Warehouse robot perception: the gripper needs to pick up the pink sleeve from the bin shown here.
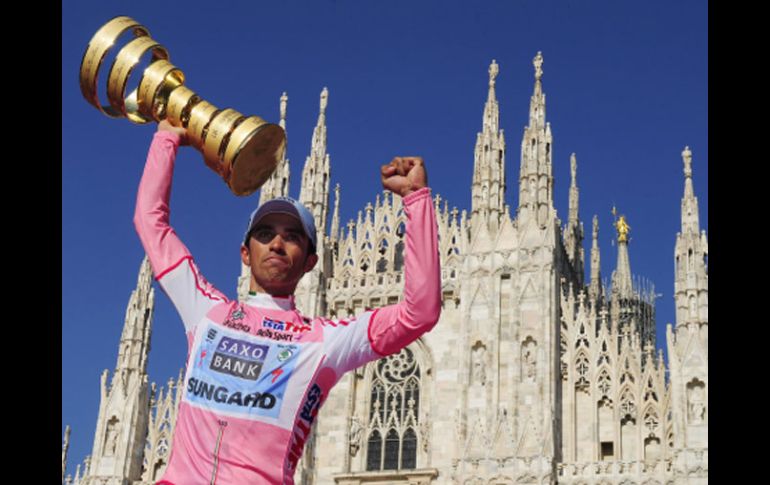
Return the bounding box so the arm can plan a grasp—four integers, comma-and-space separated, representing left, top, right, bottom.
133, 131, 227, 332
367, 187, 442, 356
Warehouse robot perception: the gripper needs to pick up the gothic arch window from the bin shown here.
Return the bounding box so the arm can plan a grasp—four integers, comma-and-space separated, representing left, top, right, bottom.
575, 352, 590, 390
620, 388, 636, 419
576, 323, 589, 348
644, 377, 658, 402
394, 241, 405, 272
396, 221, 406, 238
620, 358, 634, 385
643, 408, 659, 437
559, 334, 568, 381
378, 239, 389, 255
597, 340, 610, 366
365, 347, 421, 471
343, 247, 354, 267
598, 369, 611, 397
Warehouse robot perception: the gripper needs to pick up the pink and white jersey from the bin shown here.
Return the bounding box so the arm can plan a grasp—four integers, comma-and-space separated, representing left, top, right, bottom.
134, 132, 441, 485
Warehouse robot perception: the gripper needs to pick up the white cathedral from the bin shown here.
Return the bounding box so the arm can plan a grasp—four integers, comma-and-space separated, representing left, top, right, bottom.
62, 53, 708, 485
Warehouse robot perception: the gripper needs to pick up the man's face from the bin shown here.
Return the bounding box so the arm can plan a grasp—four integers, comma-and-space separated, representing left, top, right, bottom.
240, 213, 318, 296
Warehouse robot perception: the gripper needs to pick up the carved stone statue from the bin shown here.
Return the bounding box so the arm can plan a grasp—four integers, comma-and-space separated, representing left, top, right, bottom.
522, 341, 537, 382
533, 51, 544, 80
471, 345, 486, 384
688, 386, 705, 424
320, 87, 329, 113
348, 416, 364, 457
489, 59, 499, 86
105, 420, 120, 456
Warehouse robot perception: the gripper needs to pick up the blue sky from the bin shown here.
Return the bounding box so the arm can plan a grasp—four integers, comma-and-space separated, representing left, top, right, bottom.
62, 0, 707, 476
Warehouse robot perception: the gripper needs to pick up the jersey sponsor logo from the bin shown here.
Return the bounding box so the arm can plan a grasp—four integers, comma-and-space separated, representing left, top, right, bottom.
255, 327, 295, 342
223, 320, 251, 333
222, 305, 251, 333
288, 383, 324, 471
299, 383, 322, 423
187, 377, 276, 409
209, 337, 268, 380
187, 324, 302, 420
216, 337, 269, 360
262, 316, 312, 334
210, 353, 263, 380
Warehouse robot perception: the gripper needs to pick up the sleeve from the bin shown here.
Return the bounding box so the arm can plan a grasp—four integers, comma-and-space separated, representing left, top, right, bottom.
322, 187, 441, 374
133, 131, 227, 333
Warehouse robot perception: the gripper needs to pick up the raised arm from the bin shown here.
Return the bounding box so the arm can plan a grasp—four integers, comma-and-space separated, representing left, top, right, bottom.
321, 158, 441, 375
367, 158, 441, 355
133, 122, 226, 332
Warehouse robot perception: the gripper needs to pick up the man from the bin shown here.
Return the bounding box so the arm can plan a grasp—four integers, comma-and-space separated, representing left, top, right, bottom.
134, 120, 441, 485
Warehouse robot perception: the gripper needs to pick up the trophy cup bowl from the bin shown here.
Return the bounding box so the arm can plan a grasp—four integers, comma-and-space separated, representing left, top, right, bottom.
79, 16, 286, 196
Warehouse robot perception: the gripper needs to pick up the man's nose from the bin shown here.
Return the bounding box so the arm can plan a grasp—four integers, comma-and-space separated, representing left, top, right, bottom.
268, 233, 286, 251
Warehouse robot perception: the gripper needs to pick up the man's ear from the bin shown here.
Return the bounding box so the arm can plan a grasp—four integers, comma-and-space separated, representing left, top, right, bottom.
304, 253, 319, 273
240, 244, 251, 266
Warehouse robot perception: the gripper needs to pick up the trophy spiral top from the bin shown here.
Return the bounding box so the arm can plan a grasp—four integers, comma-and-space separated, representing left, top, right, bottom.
80, 16, 286, 196
80, 16, 151, 117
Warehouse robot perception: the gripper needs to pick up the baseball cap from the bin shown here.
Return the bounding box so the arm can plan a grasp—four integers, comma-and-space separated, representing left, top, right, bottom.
243, 197, 317, 253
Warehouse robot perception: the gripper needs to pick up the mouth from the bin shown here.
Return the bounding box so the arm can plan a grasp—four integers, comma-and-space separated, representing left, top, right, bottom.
264, 256, 289, 266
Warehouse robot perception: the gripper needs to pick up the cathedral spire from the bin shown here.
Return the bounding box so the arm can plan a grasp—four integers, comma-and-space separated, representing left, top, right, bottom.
589, 215, 603, 302
530, 51, 545, 131
517, 52, 554, 227
116, 256, 154, 374
471, 60, 507, 233
680, 146, 700, 235
87, 257, 154, 483
330, 183, 341, 242
674, 146, 708, 327
259, 92, 291, 205
62, 425, 71, 483
299, 87, 332, 238
568, 153, 579, 227
564, 153, 584, 283
484, 59, 500, 133
611, 208, 633, 299
280, 91, 288, 129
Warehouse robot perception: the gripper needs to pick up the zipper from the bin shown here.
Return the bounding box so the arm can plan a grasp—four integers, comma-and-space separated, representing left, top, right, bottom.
210, 419, 228, 485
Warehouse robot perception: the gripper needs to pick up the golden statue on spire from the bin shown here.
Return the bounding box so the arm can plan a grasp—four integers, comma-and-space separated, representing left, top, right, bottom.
612, 206, 631, 243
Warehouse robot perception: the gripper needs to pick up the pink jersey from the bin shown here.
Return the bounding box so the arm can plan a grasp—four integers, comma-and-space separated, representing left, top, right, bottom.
134, 132, 441, 485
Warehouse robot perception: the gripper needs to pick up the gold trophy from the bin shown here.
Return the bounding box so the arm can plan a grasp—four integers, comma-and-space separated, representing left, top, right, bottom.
79, 16, 286, 196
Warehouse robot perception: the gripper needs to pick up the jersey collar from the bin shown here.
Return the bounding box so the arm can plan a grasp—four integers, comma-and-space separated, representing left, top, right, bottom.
244, 292, 296, 311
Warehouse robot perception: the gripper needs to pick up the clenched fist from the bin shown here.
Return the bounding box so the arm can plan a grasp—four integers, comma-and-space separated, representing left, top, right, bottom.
381, 157, 427, 198
158, 119, 189, 146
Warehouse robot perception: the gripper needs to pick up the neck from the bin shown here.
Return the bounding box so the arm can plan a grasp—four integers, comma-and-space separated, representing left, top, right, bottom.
250, 280, 296, 298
